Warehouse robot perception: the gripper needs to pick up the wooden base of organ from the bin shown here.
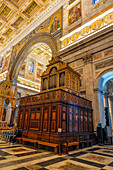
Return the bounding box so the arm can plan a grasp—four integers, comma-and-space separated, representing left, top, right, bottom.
17, 89, 95, 153
17, 58, 95, 153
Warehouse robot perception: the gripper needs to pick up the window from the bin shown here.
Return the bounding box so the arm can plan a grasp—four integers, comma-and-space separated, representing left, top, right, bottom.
28, 61, 34, 72
92, 0, 100, 5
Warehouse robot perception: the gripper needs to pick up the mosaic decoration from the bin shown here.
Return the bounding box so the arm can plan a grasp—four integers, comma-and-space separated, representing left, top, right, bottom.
10, 8, 62, 65
91, 20, 102, 30
104, 13, 113, 24
81, 27, 90, 36
71, 33, 79, 42
61, 12, 113, 49
62, 38, 70, 47
68, 1, 81, 26
12, 16, 24, 28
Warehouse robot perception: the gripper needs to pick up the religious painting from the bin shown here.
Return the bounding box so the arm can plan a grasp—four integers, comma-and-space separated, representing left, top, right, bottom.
69, 0, 76, 5
68, 1, 81, 26
62, 38, 70, 47
81, 27, 90, 36
50, 17, 60, 34
37, 68, 42, 78
34, 8, 62, 36
104, 13, 113, 24
92, 20, 102, 30
71, 32, 79, 42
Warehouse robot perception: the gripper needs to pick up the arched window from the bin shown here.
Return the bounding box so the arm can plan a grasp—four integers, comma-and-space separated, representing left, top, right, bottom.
28, 61, 34, 73
49, 67, 57, 74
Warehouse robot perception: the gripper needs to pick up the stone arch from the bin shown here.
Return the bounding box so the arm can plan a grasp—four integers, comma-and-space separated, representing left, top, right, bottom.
94, 68, 113, 129
8, 32, 58, 80
94, 68, 113, 89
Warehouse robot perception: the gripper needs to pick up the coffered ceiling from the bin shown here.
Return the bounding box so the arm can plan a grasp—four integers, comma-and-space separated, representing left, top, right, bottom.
26, 42, 52, 66
0, 0, 55, 50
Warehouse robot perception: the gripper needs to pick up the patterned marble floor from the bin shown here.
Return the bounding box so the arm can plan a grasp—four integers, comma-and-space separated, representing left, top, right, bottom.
0, 140, 113, 170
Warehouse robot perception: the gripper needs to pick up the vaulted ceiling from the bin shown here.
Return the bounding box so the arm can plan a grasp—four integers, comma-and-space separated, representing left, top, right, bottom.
0, 0, 55, 51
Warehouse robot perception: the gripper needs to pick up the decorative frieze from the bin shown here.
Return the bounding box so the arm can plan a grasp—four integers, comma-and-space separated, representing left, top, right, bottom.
60, 10, 113, 50
95, 58, 113, 70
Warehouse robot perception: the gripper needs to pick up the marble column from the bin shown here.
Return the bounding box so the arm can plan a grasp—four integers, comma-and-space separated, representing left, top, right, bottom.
108, 95, 113, 131
104, 93, 112, 127
95, 88, 105, 128
82, 54, 97, 130
93, 88, 104, 128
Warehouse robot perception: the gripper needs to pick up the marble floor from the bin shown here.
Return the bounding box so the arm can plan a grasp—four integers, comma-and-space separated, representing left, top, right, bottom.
0, 140, 113, 170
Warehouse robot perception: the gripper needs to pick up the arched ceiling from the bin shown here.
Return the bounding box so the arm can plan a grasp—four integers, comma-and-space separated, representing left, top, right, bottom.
0, 0, 55, 51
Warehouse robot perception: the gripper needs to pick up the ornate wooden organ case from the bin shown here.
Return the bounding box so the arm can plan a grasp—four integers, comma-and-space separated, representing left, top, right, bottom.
18, 58, 94, 144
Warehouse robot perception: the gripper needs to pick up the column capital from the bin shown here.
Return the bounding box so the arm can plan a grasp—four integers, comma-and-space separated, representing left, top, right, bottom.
82, 52, 93, 65
93, 88, 103, 94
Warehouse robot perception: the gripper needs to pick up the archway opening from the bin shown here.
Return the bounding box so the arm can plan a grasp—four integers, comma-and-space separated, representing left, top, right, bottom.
17, 42, 52, 97
12, 42, 52, 124
97, 71, 113, 133
9, 33, 58, 81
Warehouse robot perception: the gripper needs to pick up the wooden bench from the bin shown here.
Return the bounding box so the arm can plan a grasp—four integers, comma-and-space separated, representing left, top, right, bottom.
21, 132, 38, 147
16, 131, 28, 144
22, 137, 38, 147
38, 141, 59, 154
63, 142, 79, 153
16, 137, 22, 144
